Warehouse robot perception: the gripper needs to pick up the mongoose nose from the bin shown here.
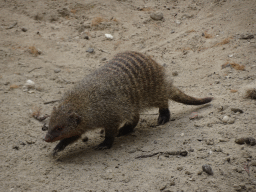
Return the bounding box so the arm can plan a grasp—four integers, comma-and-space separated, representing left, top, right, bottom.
44, 133, 52, 142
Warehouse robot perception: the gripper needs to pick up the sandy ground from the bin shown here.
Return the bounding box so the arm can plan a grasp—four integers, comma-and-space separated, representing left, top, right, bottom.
1, 0, 256, 191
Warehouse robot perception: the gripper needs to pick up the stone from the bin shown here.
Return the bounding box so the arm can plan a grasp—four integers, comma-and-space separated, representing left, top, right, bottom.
86, 48, 94, 53
21, 28, 28, 32
54, 69, 61, 73
222, 116, 229, 123
202, 164, 213, 175
172, 71, 178, 76
150, 12, 163, 20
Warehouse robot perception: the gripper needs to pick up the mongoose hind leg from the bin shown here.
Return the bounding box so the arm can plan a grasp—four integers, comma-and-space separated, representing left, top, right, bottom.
52, 135, 81, 156
158, 108, 170, 125
117, 114, 140, 137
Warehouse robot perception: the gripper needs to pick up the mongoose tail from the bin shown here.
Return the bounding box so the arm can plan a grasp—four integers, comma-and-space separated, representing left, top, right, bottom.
170, 86, 213, 105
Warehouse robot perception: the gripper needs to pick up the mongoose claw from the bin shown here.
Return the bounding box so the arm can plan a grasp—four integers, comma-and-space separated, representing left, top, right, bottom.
52, 142, 66, 156
52, 150, 59, 157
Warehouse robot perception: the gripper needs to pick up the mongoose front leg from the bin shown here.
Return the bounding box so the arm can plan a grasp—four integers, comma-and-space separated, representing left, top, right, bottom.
117, 114, 140, 137
96, 136, 115, 150
158, 108, 170, 125
96, 125, 118, 150
52, 135, 80, 156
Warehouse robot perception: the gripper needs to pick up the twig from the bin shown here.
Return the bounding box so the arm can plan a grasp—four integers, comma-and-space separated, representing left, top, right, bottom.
6, 22, 17, 29
44, 100, 60, 105
28, 67, 42, 73
98, 49, 109, 53
135, 152, 159, 159
33, 114, 50, 122
135, 150, 188, 159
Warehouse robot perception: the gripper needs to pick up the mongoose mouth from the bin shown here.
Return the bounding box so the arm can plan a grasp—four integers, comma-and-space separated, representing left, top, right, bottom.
44, 132, 80, 142
44, 133, 62, 142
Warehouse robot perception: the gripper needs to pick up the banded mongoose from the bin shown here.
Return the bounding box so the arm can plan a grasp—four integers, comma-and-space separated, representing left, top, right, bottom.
44, 51, 213, 155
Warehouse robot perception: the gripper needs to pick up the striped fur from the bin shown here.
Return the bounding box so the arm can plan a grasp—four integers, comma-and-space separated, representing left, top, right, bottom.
44, 51, 213, 155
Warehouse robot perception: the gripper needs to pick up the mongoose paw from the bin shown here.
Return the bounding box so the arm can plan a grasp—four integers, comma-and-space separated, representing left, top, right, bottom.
158, 109, 170, 125
52, 150, 59, 157
95, 137, 114, 150
52, 142, 66, 156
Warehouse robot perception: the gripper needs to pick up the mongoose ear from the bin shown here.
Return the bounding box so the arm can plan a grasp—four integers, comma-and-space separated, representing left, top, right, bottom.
69, 113, 82, 125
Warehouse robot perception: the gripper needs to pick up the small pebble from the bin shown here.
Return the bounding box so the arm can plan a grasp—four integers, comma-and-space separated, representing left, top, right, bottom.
175, 20, 181, 24
128, 149, 137, 153
233, 184, 241, 191
228, 118, 235, 124
21, 28, 28, 32
225, 157, 231, 162
177, 166, 183, 171
197, 170, 203, 175
231, 108, 243, 113
235, 137, 256, 145
150, 12, 163, 20
170, 180, 175, 186
219, 138, 228, 142
86, 48, 94, 53
26, 140, 35, 144
206, 139, 214, 145
185, 171, 191, 175
172, 71, 178, 76
105, 34, 113, 40
12, 145, 19, 150
202, 164, 213, 175
214, 146, 222, 152
54, 69, 61, 73
23, 79, 35, 92
222, 115, 229, 123
19, 141, 26, 145
234, 167, 243, 173
83, 35, 89, 40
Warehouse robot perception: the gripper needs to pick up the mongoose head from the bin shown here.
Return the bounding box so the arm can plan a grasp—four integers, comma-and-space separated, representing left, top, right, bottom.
44, 105, 82, 142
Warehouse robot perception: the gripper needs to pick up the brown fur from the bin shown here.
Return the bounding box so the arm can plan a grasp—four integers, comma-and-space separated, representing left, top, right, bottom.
44, 51, 213, 155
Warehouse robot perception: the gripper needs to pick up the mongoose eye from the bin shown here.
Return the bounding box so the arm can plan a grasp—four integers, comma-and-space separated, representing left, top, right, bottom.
55, 126, 63, 131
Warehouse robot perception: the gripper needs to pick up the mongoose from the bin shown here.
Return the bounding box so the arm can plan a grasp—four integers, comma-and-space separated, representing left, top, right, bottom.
44, 51, 213, 155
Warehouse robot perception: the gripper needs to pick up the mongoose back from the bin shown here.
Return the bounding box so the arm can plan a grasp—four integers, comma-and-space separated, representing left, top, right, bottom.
44, 51, 213, 155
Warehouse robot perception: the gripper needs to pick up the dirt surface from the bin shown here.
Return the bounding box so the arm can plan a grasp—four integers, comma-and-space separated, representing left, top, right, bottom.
1, 0, 256, 191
